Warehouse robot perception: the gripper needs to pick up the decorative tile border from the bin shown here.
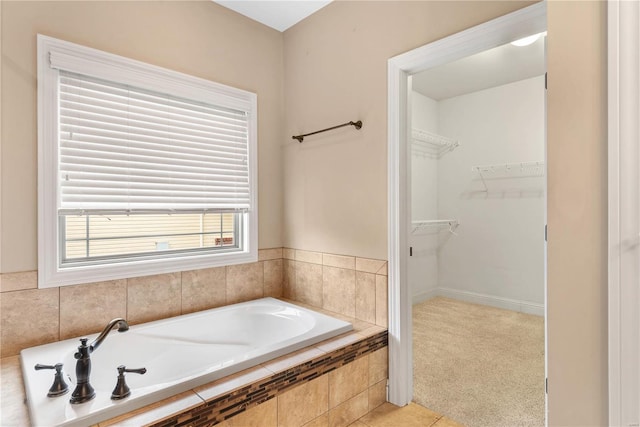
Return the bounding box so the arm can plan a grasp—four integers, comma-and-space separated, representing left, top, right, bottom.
151, 330, 388, 427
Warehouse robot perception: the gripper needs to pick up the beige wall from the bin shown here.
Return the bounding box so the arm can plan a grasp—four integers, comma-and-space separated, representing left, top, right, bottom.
547, 1, 608, 425
0, 1, 3, 275
0, 0, 284, 273
0, 0, 610, 424
282, 0, 534, 260
284, 0, 608, 425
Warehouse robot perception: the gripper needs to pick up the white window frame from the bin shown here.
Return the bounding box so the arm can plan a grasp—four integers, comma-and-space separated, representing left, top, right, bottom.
37, 35, 258, 288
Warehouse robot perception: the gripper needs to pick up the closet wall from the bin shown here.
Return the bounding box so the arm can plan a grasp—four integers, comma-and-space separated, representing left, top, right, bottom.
411, 75, 545, 314
409, 92, 439, 301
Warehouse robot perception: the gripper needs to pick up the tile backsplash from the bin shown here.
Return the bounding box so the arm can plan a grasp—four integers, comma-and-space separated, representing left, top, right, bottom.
283, 249, 388, 329
0, 248, 387, 357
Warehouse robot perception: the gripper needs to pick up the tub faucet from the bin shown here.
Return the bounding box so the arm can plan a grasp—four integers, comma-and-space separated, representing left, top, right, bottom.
70, 318, 129, 404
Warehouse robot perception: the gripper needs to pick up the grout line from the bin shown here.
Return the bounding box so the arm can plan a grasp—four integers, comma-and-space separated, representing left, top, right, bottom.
428, 413, 445, 427
325, 364, 331, 418
261, 260, 266, 297
179, 271, 183, 315
223, 265, 228, 305
125, 278, 129, 324
275, 392, 279, 426
57, 286, 61, 341
320, 264, 325, 310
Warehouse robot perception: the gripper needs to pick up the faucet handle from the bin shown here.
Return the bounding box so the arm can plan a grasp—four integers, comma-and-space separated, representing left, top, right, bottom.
120, 366, 147, 375
34, 363, 69, 397
111, 365, 146, 400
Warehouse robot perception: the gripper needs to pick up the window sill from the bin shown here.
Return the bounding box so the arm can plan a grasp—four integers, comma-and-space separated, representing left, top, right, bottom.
38, 249, 257, 289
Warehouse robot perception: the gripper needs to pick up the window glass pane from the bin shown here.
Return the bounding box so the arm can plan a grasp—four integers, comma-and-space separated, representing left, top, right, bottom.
62, 212, 237, 263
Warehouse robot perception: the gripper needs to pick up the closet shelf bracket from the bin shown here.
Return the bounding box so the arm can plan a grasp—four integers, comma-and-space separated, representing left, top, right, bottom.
412, 219, 459, 235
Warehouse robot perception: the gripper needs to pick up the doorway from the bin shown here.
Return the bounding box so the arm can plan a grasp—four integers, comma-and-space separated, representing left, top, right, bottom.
409, 38, 545, 424
387, 2, 547, 423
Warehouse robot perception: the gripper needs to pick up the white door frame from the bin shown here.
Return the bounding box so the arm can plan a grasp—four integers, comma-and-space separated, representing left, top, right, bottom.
386, 2, 547, 407
608, 1, 640, 425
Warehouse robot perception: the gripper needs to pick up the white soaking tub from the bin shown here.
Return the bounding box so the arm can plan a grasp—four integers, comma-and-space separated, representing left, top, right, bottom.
20, 297, 352, 427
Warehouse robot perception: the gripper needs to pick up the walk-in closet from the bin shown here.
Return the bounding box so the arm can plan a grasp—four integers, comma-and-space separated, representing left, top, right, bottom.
409, 34, 546, 426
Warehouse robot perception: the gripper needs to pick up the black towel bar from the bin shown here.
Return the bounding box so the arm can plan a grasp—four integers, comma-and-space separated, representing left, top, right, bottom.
292, 120, 363, 143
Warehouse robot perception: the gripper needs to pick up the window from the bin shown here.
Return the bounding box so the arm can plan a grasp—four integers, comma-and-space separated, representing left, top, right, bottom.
38, 35, 257, 288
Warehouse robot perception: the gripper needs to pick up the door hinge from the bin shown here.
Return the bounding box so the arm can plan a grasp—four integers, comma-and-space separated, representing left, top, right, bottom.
545, 224, 547, 242
545, 377, 548, 394
545, 72, 547, 90
409, 247, 413, 257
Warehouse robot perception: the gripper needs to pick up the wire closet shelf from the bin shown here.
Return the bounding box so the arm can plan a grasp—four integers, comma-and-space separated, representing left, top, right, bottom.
412, 129, 459, 158
412, 219, 459, 235
471, 161, 545, 192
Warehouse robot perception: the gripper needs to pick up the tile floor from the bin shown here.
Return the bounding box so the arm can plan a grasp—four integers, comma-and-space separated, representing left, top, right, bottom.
349, 402, 465, 427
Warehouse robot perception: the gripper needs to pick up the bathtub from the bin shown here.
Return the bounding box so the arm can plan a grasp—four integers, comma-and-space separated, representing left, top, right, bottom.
20, 297, 352, 427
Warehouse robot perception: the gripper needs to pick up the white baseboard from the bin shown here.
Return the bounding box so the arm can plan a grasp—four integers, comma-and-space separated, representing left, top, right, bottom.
412, 287, 544, 316
412, 289, 439, 305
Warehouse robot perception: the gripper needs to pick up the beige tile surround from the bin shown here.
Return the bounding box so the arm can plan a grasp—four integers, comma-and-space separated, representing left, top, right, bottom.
0, 248, 388, 426
283, 249, 388, 329
0, 248, 387, 358
107, 328, 388, 427
214, 342, 387, 427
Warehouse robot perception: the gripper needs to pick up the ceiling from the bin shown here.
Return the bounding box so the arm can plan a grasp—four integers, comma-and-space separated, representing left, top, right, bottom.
210, 1, 544, 97
412, 35, 546, 101
213, 0, 332, 32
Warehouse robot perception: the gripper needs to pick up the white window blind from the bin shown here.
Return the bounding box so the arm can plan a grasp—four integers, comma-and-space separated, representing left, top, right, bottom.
58, 70, 251, 213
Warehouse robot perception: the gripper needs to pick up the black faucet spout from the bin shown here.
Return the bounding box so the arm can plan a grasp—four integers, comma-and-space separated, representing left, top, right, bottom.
90, 318, 129, 352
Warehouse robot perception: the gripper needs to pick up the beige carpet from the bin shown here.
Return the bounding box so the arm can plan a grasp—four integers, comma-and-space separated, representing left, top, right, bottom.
413, 297, 545, 427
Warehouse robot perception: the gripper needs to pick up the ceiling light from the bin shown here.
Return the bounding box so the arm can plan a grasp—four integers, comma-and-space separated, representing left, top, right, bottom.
511, 32, 546, 47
